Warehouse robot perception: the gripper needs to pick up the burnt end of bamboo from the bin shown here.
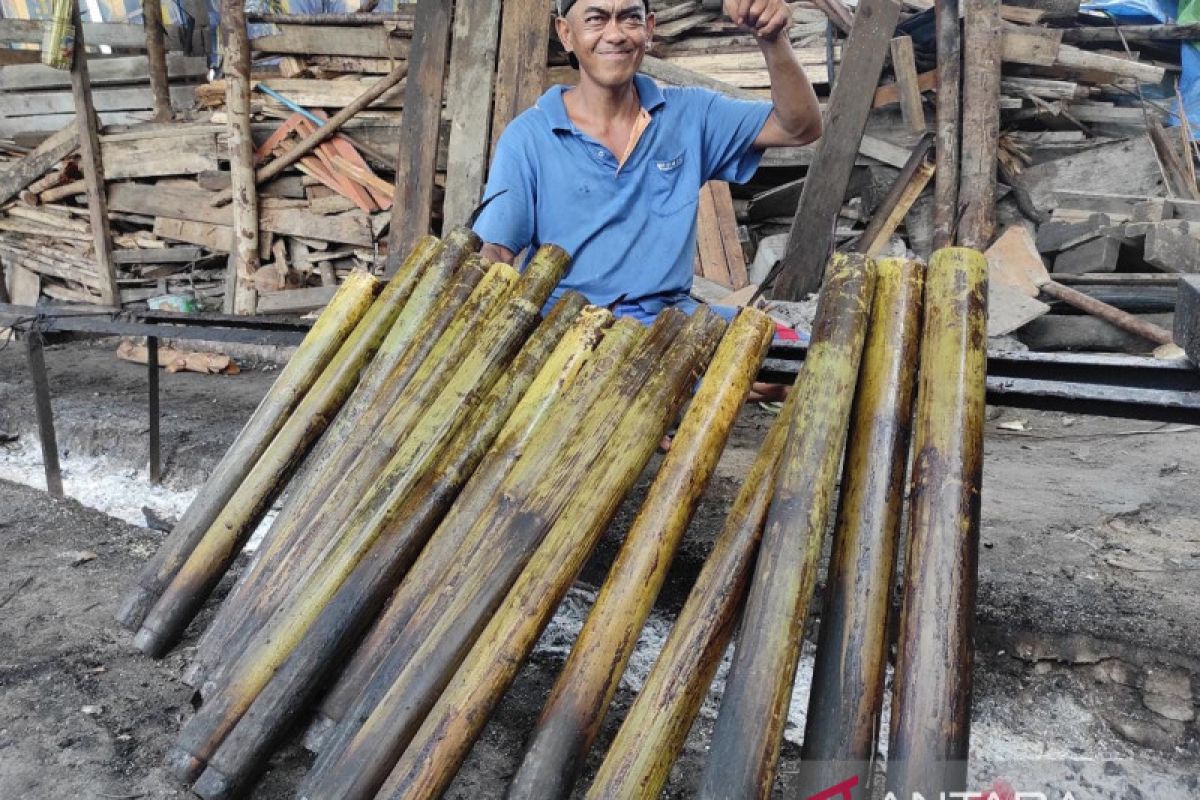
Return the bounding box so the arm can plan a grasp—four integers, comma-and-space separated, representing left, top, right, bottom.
378, 309, 729, 800
114, 271, 381, 631
886, 247, 987, 799
699, 253, 877, 800
507, 308, 775, 800
801, 258, 925, 799
188, 295, 591, 800
586, 390, 797, 800
297, 312, 684, 800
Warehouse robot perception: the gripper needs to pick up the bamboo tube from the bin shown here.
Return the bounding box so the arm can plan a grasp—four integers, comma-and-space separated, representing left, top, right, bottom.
180, 231, 475, 690
586, 392, 797, 800
114, 271, 378, 631
167, 249, 569, 784
886, 248, 986, 799
801, 258, 925, 798
309, 303, 617, 746
379, 309, 728, 800
189, 294, 592, 800
297, 312, 683, 800
132, 264, 408, 657
507, 308, 774, 800
699, 253, 877, 800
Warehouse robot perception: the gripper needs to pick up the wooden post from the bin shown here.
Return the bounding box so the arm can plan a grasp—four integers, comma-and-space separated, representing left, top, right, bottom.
773, 0, 903, 301
490, 0, 551, 157
148, 335, 161, 484
442, 0, 503, 227
221, 0, 259, 314
69, 1, 119, 309
142, 0, 172, 121
890, 36, 926, 134
957, 0, 1001, 250
384, 0, 454, 275
932, 0, 961, 249
26, 330, 64, 498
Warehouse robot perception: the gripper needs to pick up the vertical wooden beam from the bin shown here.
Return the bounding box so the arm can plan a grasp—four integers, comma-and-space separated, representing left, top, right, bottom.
932, 0, 962, 249
26, 331, 64, 498
890, 35, 926, 134
147, 335, 161, 484
442, 0, 503, 227
774, 0, 903, 301
221, 0, 258, 314
957, 0, 1001, 250
69, 1, 119, 309
385, 0, 454, 275
143, 0, 172, 121
490, 0, 551, 157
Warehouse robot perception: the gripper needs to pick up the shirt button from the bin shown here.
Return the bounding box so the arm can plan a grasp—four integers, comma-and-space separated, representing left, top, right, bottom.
595, 149, 605, 158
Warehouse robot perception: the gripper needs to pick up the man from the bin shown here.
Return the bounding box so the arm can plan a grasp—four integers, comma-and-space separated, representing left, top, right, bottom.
474, 0, 821, 336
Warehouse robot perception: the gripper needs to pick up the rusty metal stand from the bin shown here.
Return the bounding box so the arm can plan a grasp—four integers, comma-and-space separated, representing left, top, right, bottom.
25, 328, 63, 497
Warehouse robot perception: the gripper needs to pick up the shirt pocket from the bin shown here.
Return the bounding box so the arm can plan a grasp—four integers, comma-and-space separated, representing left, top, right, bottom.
650, 151, 697, 217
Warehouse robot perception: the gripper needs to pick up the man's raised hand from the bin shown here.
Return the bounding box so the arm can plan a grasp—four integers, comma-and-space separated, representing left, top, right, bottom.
724, 0, 792, 41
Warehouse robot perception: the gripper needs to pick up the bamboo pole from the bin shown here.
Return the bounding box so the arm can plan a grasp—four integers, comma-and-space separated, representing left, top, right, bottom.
220, 0, 258, 314
190, 294, 592, 800
115, 272, 379, 631
800, 258, 925, 798
309, 304, 617, 744
379, 310, 729, 800
142, 0, 172, 121
585, 392, 796, 800
507, 309, 774, 800
168, 249, 569, 784
886, 248, 987, 799
699, 253, 877, 800
183, 232, 464, 689
297, 312, 684, 800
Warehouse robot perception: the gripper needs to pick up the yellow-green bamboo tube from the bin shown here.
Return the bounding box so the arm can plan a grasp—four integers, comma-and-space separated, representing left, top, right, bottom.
167, 249, 569, 784
130, 271, 383, 657
310, 303, 617, 744
378, 309, 728, 800
114, 271, 380, 631
189, 294, 591, 800
586, 391, 797, 800
184, 234, 455, 689
699, 253, 877, 800
191, 256, 492, 693
886, 248, 986, 799
507, 308, 775, 800
801, 258, 925, 798
297, 313, 680, 800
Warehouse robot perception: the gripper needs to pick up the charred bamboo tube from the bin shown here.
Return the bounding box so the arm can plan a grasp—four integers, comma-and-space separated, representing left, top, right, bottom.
163, 261, 520, 783
801, 258, 925, 798
309, 303, 617, 746
189, 294, 591, 800
507, 308, 774, 800
699, 253, 877, 800
167, 250, 568, 784
297, 312, 682, 800
586, 391, 797, 800
183, 233, 471, 689
885, 247, 987, 799
114, 271, 379, 630
379, 309, 729, 800
191, 253, 495, 691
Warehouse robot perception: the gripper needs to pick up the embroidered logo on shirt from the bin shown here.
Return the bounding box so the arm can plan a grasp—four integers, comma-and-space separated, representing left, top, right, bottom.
656, 156, 683, 173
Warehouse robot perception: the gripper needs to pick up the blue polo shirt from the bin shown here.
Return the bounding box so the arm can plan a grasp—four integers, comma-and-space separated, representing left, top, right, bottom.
473, 74, 773, 309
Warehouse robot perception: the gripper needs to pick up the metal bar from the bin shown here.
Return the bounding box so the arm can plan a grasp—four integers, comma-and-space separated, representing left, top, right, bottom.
0, 313, 308, 347
26, 331, 63, 497
148, 335, 161, 485
245, 12, 414, 26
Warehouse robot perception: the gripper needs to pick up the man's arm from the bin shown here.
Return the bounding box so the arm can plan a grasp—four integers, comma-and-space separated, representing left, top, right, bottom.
480, 243, 516, 264
725, 0, 823, 148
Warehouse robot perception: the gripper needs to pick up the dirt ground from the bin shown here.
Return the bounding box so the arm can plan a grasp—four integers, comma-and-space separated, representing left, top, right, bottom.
1, 339, 1198, 799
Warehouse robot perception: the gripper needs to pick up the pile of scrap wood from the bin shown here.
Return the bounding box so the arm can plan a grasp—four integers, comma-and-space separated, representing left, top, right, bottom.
116, 225, 988, 799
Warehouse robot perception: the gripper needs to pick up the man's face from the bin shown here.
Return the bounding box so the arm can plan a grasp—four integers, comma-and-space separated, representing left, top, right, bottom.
557, 2, 655, 89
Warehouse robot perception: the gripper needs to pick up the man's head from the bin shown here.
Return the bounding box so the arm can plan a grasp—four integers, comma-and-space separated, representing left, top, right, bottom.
555, 1, 655, 89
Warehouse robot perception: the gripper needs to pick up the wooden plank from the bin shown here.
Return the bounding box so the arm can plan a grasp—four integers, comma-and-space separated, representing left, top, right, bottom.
1054, 44, 1166, 84
442, 0, 502, 228
1144, 224, 1200, 273
0, 20, 186, 50
255, 284, 338, 314
890, 36, 926, 134
491, 0, 551, 155
775, 0, 903, 300
874, 69, 937, 107
1020, 137, 1165, 213
250, 25, 409, 59
6, 263, 42, 305
0, 122, 77, 204
100, 131, 218, 180
0, 111, 149, 139
222, 0, 258, 314
857, 136, 936, 256
0, 85, 195, 117
198, 78, 406, 110
656, 50, 830, 88
1052, 235, 1121, 275
70, 4, 119, 308
0, 54, 207, 91
958, 0, 1002, 250
1175, 275, 1200, 364
712, 180, 748, 289
988, 281, 1050, 336
695, 182, 733, 287
113, 246, 204, 264
153, 216, 234, 251
1001, 26, 1062, 67
385, 0, 454, 273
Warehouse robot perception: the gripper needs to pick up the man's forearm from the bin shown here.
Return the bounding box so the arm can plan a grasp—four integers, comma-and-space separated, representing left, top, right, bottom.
760, 34, 822, 141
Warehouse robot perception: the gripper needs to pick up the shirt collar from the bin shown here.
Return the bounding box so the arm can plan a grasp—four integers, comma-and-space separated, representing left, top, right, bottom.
538, 73, 666, 133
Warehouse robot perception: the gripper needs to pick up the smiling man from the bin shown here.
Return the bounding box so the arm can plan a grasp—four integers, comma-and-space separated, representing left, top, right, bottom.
473, 0, 821, 329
